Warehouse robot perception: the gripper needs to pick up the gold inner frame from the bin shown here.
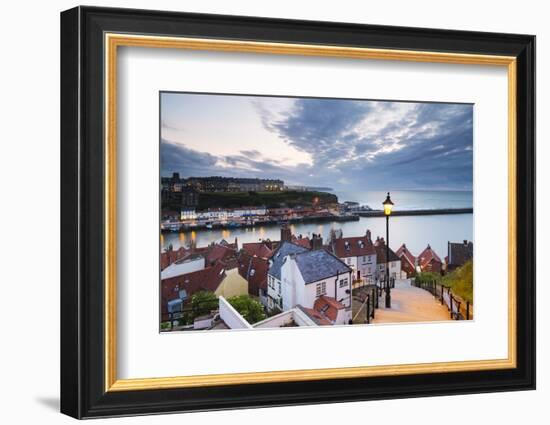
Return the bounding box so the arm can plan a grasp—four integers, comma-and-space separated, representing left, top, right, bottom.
104, 33, 517, 392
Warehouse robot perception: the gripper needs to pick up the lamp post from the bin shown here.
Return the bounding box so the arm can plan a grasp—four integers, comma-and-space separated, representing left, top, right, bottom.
383, 192, 394, 308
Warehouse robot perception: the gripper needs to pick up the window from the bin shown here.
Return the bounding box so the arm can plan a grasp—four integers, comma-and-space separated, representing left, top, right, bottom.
277, 282, 281, 294
316, 281, 327, 297
339, 278, 348, 288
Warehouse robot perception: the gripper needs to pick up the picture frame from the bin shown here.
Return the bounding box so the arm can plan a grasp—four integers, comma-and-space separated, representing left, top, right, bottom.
60, 5, 535, 419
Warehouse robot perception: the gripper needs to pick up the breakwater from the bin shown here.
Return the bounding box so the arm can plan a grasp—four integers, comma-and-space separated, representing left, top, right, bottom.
353, 208, 473, 218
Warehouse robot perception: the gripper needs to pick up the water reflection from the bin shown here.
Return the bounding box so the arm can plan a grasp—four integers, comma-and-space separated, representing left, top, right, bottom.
162, 214, 473, 258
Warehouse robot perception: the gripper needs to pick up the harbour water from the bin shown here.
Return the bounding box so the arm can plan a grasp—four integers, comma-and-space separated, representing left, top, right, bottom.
161, 190, 473, 259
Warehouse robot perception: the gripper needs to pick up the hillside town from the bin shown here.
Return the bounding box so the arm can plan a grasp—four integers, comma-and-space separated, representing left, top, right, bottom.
161, 173, 360, 232
160, 224, 474, 331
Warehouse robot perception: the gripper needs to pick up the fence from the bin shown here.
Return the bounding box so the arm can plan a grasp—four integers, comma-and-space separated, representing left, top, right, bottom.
413, 279, 473, 320
353, 285, 378, 324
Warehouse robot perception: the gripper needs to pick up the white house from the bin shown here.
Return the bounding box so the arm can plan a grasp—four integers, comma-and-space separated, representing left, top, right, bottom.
267, 241, 309, 311
330, 231, 377, 284
374, 237, 402, 281
279, 249, 353, 324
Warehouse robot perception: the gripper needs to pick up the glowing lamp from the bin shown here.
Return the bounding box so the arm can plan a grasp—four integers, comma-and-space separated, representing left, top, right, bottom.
383, 192, 394, 216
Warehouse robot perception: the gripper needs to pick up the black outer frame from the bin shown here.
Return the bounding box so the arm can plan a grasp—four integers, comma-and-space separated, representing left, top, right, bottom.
60, 6, 535, 419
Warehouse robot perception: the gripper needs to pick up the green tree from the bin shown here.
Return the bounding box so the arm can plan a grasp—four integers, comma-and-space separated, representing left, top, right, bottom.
227, 295, 266, 324
191, 291, 218, 318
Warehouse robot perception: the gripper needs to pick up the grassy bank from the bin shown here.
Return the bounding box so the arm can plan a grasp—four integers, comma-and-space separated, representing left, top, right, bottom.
197, 190, 338, 209
416, 260, 473, 303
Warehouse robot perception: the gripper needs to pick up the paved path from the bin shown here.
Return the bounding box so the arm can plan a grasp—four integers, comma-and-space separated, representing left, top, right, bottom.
372, 282, 451, 324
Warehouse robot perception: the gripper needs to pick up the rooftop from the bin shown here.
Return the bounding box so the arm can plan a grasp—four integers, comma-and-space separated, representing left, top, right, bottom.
447, 240, 473, 266
294, 249, 351, 284
331, 235, 376, 258
269, 241, 309, 280
418, 244, 442, 268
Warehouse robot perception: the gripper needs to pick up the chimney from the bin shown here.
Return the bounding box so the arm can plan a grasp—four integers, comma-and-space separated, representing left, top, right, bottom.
463, 240, 468, 246
281, 224, 291, 242
366, 229, 371, 241
311, 233, 323, 250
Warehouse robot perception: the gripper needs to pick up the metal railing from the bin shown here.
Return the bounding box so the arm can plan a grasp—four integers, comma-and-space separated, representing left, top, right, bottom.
413, 279, 473, 320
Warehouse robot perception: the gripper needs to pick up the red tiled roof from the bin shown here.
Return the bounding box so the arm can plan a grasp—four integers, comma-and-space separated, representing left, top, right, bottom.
160, 263, 226, 315
242, 242, 273, 259
418, 245, 442, 268
396, 243, 416, 268
291, 236, 311, 249
248, 256, 268, 292
160, 247, 189, 270
238, 253, 268, 295
206, 244, 237, 264
313, 295, 345, 322
298, 306, 332, 326
331, 236, 376, 258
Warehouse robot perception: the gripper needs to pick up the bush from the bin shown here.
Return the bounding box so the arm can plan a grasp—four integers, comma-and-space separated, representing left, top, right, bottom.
191, 291, 218, 318
227, 295, 266, 324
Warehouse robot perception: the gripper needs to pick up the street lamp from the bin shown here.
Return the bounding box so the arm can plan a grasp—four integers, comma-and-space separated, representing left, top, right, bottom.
383, 192, 394, 308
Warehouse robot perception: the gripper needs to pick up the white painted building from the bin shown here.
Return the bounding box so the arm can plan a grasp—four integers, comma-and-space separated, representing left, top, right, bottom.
267, 242, 309, 311
279, 249, 352, 316
374, 238, 402, 281
330, 232, 377, 284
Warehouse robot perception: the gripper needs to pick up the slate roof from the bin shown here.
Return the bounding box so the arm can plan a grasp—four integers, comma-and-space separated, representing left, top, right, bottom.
294, 249, 351, 284
268, 241, 309, 280
374, 241, 400, 264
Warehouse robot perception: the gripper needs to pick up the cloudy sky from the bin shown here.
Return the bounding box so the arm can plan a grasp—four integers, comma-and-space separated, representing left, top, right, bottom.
161, 92, 473, 191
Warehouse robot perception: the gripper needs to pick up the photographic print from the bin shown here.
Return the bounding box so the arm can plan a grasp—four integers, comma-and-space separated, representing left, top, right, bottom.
160, 92, 474, 332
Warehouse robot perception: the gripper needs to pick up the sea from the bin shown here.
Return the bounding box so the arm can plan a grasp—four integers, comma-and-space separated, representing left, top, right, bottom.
161, 190, 473, 260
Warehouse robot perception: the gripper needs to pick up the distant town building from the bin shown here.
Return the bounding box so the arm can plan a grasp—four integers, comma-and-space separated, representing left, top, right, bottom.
329, 230, 377, 283
395, 243, 417, 277
446, 240, 473, 271
417, 244, 443, 273
185, 176, 284, 192
374, 237, 402, 280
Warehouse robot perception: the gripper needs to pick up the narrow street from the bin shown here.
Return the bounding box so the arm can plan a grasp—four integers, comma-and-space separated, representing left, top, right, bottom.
372, 281, 451, 324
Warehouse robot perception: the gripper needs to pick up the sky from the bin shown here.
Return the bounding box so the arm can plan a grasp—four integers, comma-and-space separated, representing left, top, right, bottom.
160, 92, 473, 191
